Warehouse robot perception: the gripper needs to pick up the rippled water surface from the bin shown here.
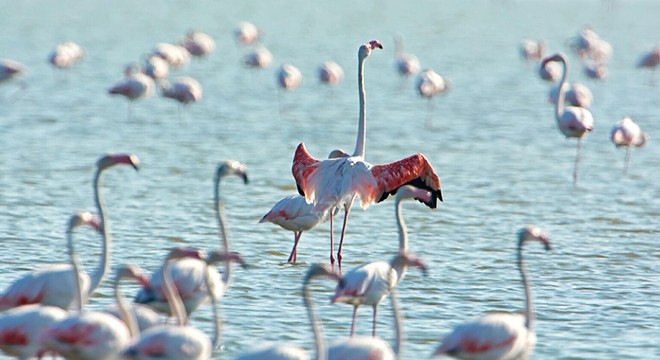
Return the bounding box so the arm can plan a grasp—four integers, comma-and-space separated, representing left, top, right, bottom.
1, 0, 659, 359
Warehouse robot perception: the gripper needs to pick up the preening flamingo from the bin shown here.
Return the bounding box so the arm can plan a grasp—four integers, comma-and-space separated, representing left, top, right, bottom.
0, 212, 98, 359
416, 68, 450, 127
394, 34, 421, 77
319, 61, 344, 85
180, 30, 216, 58
134, 160, 248, 315
519, 39, 545, 62
331, 186, 431, 336
48, 41, 85, 68
234, 22, 261, 46
277, 64, 303, 90
39, 215, 141, 360
547, 81, 593, 109
610, 116, 648, 175
152, 42, 191, 69
123, 248, 218, 360
540, 53, 594, 186
108, 64, 156, 119
432, 226, 551, 360
293, 40, 443, 269
0, 154, 139, 312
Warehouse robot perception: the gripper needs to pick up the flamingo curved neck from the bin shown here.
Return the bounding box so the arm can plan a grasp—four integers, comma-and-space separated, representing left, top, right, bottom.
67, 227, 85, 312
205, 268, 222, 348
115, 276, 139, 338
90, 169, 110, 298
517, 240, 535, 331
162, 260, 187, 326
554, 55, 569, 123
215, 174, 232, 291
395, 200, 408, 252
303, 284, 327, 360
353, 51, 367, 158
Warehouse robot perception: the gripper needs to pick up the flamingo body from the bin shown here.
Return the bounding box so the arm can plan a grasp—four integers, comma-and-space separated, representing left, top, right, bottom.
40, 311, 132, 360
0, 59, 27, 84
433, 313, 534, 360
181, 31, 216, 58
548, 82, 593, 109
49, 41, 85, 68
243, 47, 273, 68
519, 39, 545, 62
611, 116, 646, 148
416, 69, 449, 98
537, 60, 560, 82
123, 325, 211, 360
144, 56, 169, 81
152, 43, 190, 69
638, 47, 660, 69
234, 343, 308, 360
0, 304, 67, 359
394, 35, 420, 77
108, 72, 155, 101
319, 61, 344, 85
161, 76, 203, 104
328, 336, 395, 360
103, 303, 162, 333
277, 64, 303, 90
234, 22, 261, 46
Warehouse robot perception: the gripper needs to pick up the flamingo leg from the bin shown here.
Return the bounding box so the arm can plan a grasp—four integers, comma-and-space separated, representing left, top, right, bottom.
350, 305, 359, 336
425, 98, 434, 128
573, 139, 583, 186
372, 305, 378, 337
287, 231, 303, 263
623, 146, 632, 176
329, 212, 336, 266
336, 203, 353, 269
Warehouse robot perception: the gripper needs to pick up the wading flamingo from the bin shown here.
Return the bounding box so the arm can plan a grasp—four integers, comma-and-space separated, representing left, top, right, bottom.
416, 68, 450, 127
432, 226, 551, 360
152, 42, 190, 69
161, 76, 203, 104
394, 34, 420, 77
234, 22, 261, 46
124, 248, 246, 359
0, 59, 28, 98
541, 53, 594, 186
610, 116, 648, 175
103, 265, 161, 333
243, 47, 273, 69
277, 64, 303, 90
48, 41, 85, 69
0, 154, 139, 311
319, 61, 344, 85
108, 64, 155, 119
143, 55, 169, 81
537, 60, 560, 82
0, 212, 99, 359
547, 81, 593, 109
39, 216, 141, 360
331, 186, 431, 336
134, 160, 248, 315
637, 46, 660, 84
519, 39, 545, 62
180, 30, 216, 58
293, 40, 443, 269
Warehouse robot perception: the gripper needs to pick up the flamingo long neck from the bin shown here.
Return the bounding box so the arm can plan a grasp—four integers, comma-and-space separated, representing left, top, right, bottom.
115, 275, 139, 338
517, 239, 535, 330
90, 169, 110, 298
303, 280, 327, 360
554, 56, 569, 123
389, 289, 403, 357
395, 199, 408, 252
67, 224, 85, 312
205, 264, 222, 348
353, 51, 368, 158
215, 173, 232, 291
162, 260, 187, 326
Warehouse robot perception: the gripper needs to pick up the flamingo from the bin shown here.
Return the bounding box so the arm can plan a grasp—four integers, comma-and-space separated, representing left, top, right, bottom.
292, 40, 443, 269
610, 116, 648, 175
432, 226, 551, 360
243, 47, 273, 69
134, 160, 248, 315
234, 21, 261, 46
568, 26, 611, 64
0, 153, 139, 312
331, 185, 431, 336
637, 46, 660, 84
123, 248, 244, 359
108, 64, 155, 119
161, 76, 203, 105
143, 55, 170, 81
103, 265, 162, 333
537, 59, 560, 83
48, 41, 85, 69
394, 34, 421, 77
39, 217, 142, 360
152, 42, 191, 69
0, 212, 99, 359
519, 39, 545, 62
180, 30, 216, 58
319, 61, 344, 85
547, 81, 593, 109
416, 68, 450, 127
277, 64, 303, 90
583, 61, 608, 80
0, 59, 28, 97
540, 53, 594, 186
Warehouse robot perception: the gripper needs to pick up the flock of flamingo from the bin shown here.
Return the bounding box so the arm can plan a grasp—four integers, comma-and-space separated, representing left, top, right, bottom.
0, 17, 654, 360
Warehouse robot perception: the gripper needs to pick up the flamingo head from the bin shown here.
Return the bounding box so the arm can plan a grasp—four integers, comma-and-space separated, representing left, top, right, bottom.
216, 160, 248, 184
68, 211, 101, 233
304, 263, 342, 286
206, 251, 248, 269
115, 264, 149, 286
97, 153, 140, 171
518, 225, 551, 251
359, 40, 383, 59
392, 252, 428, 276
540, 52, 567, 68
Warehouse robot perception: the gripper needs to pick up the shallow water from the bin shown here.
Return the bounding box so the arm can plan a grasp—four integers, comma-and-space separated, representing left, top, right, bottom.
1, 0, 659, 359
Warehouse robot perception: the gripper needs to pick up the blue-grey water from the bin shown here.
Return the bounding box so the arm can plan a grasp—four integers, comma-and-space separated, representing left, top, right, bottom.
1, 0, 658, 359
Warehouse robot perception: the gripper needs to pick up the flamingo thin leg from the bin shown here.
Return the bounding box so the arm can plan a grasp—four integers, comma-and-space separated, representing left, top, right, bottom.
623, 146, 632, 176
336, 205, 352, 269
573, 139, 583, 186
350, 305, 358, 336
329, 213, 336, 266
372, 305, 378, 337
287, 231, 302, 263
